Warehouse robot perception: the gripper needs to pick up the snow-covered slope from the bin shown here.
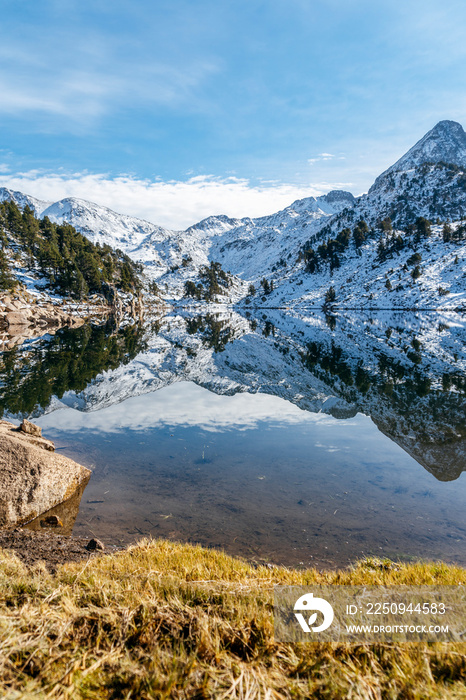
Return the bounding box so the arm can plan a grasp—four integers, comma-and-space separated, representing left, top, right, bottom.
39, 190, 355, 284
253, 121, 466, 309
376, 120, 466, 182
0, 185, 356, 300
40, 197, 172, 251
364, 162, 466, 225
0, 187, 51, 217
210, 191, 355, 279
257, 218, 466, 310
354, 121, 466, 227
334, 120, 466, 230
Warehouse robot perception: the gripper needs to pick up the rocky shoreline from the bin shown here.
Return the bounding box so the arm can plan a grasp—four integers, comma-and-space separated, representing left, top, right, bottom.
0, 287, 147, 350
0, 529, 118, 572
0, 290, 107, 350
0, 419, 108, 572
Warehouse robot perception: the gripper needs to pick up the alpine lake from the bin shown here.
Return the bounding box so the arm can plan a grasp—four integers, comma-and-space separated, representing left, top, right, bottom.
1, 308, 465, 570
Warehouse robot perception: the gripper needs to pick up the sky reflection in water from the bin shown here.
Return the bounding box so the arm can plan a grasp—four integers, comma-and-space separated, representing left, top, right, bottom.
36, 381, 466, 569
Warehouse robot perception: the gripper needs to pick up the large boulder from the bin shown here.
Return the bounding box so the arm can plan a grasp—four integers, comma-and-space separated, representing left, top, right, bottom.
0, 420, 91, 529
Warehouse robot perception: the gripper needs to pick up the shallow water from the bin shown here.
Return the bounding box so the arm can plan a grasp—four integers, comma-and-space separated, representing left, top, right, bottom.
3, 309, 466, 568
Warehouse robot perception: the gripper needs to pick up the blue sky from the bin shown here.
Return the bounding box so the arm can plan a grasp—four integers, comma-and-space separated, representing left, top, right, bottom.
1, 0, 466, 227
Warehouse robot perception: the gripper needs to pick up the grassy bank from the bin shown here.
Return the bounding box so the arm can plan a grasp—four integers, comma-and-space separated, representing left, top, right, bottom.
1, 539, 465, 699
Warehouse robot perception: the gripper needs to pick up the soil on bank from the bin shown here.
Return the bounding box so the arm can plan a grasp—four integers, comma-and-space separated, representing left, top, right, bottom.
0, 529, 122, 573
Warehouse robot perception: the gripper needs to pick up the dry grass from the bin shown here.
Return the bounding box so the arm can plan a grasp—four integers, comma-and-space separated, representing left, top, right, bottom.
0, 538, 465, 699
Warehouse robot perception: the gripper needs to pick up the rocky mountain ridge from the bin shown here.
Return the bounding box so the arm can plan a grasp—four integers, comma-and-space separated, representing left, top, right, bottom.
375, 120, 466, 183
1, 120, 466, 308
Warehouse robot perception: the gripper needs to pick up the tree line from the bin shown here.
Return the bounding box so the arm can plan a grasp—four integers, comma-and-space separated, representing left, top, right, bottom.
300, 213, 463, 276
0, 200, 142, 298
184, 261, 231, 301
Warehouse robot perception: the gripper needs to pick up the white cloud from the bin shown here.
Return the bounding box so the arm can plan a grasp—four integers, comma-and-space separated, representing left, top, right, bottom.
308, 152, 343, 164
37, 381, 358, 433
0, 171, 347, 229
0, 64, 216, 126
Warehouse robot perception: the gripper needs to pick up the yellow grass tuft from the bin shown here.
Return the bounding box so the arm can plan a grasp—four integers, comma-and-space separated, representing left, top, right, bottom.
0, 538, 465, 698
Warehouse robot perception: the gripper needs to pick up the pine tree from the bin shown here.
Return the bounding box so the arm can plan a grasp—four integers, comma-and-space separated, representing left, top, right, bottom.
0, 199, 142, 299
353, 220, 368, 247
323, 286, 336, 308
260, 278, 271, 295
415, 217, 431, 242
0, 249, 14, 290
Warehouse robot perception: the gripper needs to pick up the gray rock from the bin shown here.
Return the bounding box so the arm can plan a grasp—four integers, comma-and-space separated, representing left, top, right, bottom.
0, 420, 91, 529
22, 478, 89, 537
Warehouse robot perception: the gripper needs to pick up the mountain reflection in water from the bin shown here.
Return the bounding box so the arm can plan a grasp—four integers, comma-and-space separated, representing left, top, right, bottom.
1, 309, 465, 567
0, 320, 147, 417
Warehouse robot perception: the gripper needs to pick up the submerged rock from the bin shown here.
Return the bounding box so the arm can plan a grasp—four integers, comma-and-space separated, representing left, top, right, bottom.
23, 477, 90, 537
40, 515, 64, 528
0, 420, 91, 529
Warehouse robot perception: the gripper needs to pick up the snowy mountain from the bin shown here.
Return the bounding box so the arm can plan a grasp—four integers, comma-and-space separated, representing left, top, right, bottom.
376, 120, 466, 182
1, 120, 465, 308
210, 191, 355, 279
0, 187, 51, 217
253, 121, 466, 310
40, 197, 172, 252
362, 120, 466, 226
0, 185, 356, 300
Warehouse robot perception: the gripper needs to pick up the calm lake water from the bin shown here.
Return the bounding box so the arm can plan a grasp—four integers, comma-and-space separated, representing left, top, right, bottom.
2, 309, 466, 568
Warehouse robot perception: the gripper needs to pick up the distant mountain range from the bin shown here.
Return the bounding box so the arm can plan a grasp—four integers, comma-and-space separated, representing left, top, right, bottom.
2, 120, 466, 309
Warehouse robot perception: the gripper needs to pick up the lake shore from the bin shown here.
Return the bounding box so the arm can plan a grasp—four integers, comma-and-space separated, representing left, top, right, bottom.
0, 286, 152, 351
0, 529, 115, 573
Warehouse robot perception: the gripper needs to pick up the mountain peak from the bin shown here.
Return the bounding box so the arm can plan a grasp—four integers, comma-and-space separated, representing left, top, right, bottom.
418, 120, 466, 159
318, 190, 355, 206
430, 119, 465, 136
377, 120, 466, 182
0, 186, 51, 216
